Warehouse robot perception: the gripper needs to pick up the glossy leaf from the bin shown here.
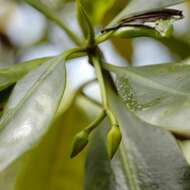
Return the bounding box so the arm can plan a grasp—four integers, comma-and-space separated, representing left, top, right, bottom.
85, 119, 114, 190
0, 98, 94, 190
0, 57, 50, 92
109, 0, 188, 26
15, 99, 93, 190
104, 62, 190, 137
0, 55, 66, 171
85, 86, 190, 189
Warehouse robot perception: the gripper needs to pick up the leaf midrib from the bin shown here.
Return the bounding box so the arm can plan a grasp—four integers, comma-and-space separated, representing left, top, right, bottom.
0, 55, 65, 131
119, 142, 139, 190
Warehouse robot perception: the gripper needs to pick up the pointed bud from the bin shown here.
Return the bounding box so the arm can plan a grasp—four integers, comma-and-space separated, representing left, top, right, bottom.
107, 125, 122, 159
70, 130, 89, 158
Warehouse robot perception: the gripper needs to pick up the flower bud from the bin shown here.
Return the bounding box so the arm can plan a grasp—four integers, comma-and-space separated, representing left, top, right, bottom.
70, 130, 89, 158
107, 125, 122, 159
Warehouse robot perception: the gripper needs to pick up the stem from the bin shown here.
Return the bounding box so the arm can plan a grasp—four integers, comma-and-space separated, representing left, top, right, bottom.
25, 0, 118, 127
25, 0, 82, 46
92, 57, 108, 109
91, 56, 118, 127
85, 110, 106, 133
95, 31, 115, 44
106, 110, 118, 126
62, 47, 86, 60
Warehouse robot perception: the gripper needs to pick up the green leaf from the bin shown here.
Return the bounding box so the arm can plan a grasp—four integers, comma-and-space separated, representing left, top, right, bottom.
0, 57, 50, 92
79, 0, 116, 25
0, 98, 94, 190
179, 140, 190, 164
15, 99, 93, 190
0, 160, 21, 190
159, 37, 190, 59
85, 86, 190, 190
111, 38, 133, 64
104, 62, 190, 137
85, 119, 114, 190
109, 0, 188, 26
102, 9, 183, 40
77, 2, 95, 44
0, 55, 66, 171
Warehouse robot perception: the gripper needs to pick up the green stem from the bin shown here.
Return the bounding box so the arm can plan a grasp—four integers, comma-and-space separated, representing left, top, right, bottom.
25, 0, 82, 46
92, 57, 108, 109
62, 47, 86, 60
95, 31, 115, 44
91, 56, 118, 127
106, 110, 118, 126
85, 110, 106, 133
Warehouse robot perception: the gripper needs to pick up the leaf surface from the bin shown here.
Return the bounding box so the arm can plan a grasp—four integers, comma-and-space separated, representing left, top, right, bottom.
0, 57, 49, 92
85, 86, 190, 189
109, 0, 188, 26
104, 62, 190, 137
14, 99, 93, 190
0, 55, 66, 171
